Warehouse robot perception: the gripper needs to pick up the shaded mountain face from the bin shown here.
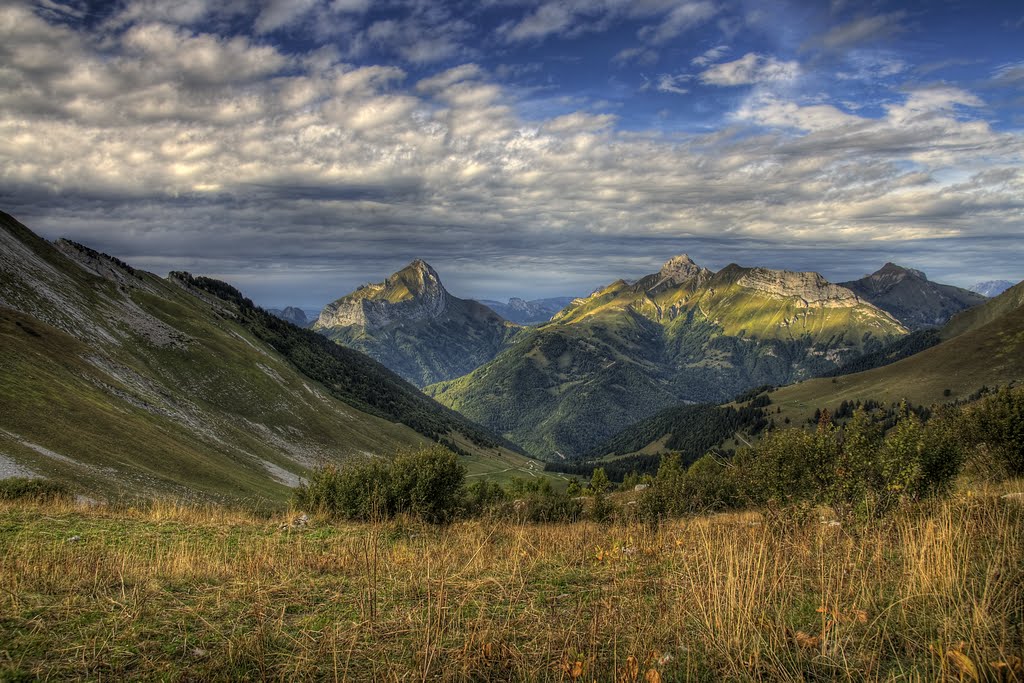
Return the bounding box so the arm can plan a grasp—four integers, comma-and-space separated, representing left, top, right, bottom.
840, 263, 985, 330
314, 260, 521, 387
0, 212, 520, 502
268, 306, 308, 327
477, 296, 575, 325
427, 255, 907, 458
972, 280, 1015, 298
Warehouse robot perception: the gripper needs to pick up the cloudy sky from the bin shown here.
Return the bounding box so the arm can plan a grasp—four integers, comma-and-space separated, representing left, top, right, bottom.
1, 0, 1022, 307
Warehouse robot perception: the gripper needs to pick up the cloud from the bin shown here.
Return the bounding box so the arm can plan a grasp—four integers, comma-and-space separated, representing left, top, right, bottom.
700, 53, 800, 86
1, 0, 1022, 303
992, 61, 1024, 86
691, 44, 729, 66
254, 0, 320, 33
500, 3, 574, 42
816, 12, 907, 50
498, 0, 715, 44
612, 47, 658, 67
651, 73, 691, 95
637, 1, 718, 45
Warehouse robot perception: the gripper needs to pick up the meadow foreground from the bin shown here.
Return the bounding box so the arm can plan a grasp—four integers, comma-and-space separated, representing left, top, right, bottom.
1, 489, 1022, 681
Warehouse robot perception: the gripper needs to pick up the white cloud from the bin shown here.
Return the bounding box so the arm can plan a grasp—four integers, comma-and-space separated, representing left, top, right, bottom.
254, 0, 320, 33
1, 1, 1022, 299
638, 1, 718, 45
691, 44, 729, 66
612, 46, 658, 67
700, 53, 800, 86
653, 73, 691, 95
817, 12, 907, 50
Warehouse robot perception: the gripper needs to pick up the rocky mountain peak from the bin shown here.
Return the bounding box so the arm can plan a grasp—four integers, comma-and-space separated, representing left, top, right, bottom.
657, 254, 706, 286
869, 263, 928, 286
315, 259, 451, 330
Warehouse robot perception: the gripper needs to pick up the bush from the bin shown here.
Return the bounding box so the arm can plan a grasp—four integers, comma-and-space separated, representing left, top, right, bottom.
516, 487, 583, 523
0, 477, 71, 502
390, 446, 466, 523
638, 452, 739, 520
961, 386, 1024, 478
295, 446, 466, 523
464, 480, 507, 516
741, 407, 963, 522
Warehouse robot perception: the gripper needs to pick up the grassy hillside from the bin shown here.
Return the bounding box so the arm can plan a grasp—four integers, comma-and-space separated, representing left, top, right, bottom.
1, 490, 1020, 680
768, 279, 1024, 427
0, 212, 532, 503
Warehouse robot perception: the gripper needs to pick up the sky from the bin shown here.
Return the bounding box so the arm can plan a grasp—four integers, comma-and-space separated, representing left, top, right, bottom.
1, 0, 1022, 308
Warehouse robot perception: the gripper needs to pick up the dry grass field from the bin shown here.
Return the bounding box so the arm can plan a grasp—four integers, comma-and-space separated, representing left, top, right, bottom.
1, 487, 1022, 681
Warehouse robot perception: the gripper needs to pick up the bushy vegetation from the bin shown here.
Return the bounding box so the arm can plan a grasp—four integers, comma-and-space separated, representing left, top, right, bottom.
295, 446, 467, 523
0, 477, 71, 502
639, 387, 1024, 523
961, 385, 1024, 477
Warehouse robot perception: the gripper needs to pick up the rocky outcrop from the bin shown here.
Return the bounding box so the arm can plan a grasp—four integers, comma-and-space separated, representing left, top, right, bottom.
315, 260, 449, 331
736, 268, 861, 307
313, 259, 519, 386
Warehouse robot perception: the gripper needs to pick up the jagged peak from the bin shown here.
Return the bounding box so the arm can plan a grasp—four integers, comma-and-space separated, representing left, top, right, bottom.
659, 254, 700, 275
655, 254, 706, 288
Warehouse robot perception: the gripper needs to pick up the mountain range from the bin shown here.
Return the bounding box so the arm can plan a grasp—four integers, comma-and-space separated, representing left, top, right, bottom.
0, 213, 531, 502
426, 255, 923, 458
3, 205, 1011, 499
595, 276, 1024, 461
478, 297, 576, 325
267, 306, 314, 327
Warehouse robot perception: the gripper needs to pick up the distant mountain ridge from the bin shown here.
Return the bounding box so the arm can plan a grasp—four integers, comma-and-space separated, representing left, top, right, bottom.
313, 260, 521, 387
477, 296, 575, 325
267, 306, 310, 327
428, 255, 908, 458
972, 280, 1015, 298
840, 263, 985, 330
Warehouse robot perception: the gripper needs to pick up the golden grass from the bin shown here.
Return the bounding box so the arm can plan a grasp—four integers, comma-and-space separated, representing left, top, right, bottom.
0, 490, 1022, 681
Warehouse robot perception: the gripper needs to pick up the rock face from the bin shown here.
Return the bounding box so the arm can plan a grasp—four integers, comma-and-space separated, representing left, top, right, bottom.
841, 264, 986, 330
314, 260, 520, 387
972, 280, 1015, 298
734, 267, 861, 307
317, 260, 448, 330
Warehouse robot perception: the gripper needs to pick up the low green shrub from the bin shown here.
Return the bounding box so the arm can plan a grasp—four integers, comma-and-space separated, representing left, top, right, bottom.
0, 478, 71, 502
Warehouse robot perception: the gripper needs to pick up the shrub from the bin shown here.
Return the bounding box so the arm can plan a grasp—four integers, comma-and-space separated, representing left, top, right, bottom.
294, 460, 392, 520
295, 446, 466, 523
0, 477, 71, 502
742, 407, 963, 522
464, 480, 507, 516
390, 446, 466, 523
679, 454, 738, 512
961, 386, 1024, 478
